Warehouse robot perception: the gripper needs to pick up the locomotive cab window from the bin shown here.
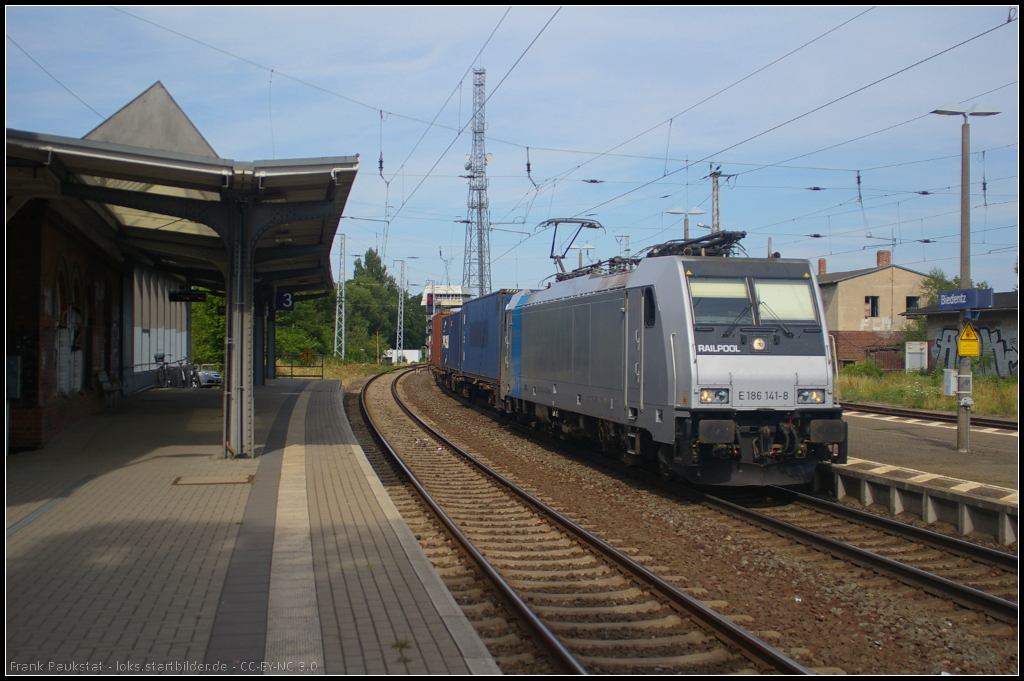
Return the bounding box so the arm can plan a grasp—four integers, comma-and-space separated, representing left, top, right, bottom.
753, 280, 818, 324
643, 287, 656, 327
688, 277, 752, 325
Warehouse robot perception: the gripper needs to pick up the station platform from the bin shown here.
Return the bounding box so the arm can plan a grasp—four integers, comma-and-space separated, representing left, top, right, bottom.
817, 407, 1018, 545
6, 379, 499, 675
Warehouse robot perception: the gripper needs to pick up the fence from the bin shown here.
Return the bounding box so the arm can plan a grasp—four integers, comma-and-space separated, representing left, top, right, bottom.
276, 354, 325, 379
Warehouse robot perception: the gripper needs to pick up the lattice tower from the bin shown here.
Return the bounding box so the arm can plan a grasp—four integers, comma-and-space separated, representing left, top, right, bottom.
395, 259, 405, 362
462, 68, 491, 298
333, 233, 346, 357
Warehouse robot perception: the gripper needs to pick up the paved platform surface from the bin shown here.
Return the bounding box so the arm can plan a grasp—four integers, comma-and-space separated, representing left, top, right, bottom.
6, 379, 498, 675
843, 408, 1018, 492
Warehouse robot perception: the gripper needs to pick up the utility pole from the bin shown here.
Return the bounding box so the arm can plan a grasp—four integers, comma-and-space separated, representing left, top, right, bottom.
463, 68, 492, 298
931, 102, 1001, 453
333, 233, 346, 359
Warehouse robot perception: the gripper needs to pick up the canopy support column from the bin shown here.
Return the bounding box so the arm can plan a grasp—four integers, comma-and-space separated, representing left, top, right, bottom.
223, 201, 254, 458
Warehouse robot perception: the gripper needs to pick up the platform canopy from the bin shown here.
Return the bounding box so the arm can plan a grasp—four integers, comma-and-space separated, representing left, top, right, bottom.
7, 128, 357, 295
8, 84, 358, 458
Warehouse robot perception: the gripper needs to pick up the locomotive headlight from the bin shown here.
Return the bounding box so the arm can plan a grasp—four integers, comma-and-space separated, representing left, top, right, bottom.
699, 389, 730, 404
752, 337, 767, 351
797, 389, 825, 404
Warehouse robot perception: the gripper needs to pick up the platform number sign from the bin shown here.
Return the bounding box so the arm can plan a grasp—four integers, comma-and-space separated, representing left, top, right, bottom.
275, 291, 295, 312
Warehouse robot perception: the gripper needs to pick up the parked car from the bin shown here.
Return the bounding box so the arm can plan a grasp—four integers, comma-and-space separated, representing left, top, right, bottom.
192, 364, 222, 388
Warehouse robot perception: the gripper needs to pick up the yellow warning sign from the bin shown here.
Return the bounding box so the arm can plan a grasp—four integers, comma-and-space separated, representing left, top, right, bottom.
958, 323, 980, 357
301, 350, 314, 361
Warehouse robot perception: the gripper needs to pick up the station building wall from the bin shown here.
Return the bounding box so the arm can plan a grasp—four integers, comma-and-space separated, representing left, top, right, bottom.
7, 200, 123, 449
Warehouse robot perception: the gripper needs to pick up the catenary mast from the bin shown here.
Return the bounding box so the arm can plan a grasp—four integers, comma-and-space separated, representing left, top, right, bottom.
463, 68, 491, 298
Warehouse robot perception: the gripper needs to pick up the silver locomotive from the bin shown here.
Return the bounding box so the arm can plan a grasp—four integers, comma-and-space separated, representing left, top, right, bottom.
437, 231, 848, 486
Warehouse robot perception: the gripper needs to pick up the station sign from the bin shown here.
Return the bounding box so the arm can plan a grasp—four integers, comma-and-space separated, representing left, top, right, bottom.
169, 290, 207, 303
937, 288, 993, 311
275, 291, 295, 311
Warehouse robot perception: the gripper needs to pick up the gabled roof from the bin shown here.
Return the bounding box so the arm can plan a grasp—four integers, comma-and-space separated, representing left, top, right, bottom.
903, 291, 1018, 317
83, 81, 218, 158
8, 81, 358, 296
817, 264, 926, 285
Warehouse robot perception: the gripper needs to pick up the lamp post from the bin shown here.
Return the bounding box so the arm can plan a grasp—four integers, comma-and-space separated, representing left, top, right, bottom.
930, 102, 1000, 453
666, 207, 706, 241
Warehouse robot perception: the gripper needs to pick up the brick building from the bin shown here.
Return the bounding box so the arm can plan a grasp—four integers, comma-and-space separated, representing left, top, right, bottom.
816, 251, 927, 369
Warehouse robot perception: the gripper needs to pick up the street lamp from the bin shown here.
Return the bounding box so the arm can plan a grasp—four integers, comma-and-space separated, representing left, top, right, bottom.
666, 207, 706, 241
930, 102, 1000, 453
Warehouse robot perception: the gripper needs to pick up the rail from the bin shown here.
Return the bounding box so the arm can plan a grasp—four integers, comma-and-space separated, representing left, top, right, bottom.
364, 369, 812, 675
841, 401, 1017, 431
702, 490, 1017, 624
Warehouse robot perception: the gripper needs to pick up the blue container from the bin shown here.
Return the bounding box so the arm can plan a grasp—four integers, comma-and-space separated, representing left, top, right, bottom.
441, 311, 463, 373
460, 290, 513, 382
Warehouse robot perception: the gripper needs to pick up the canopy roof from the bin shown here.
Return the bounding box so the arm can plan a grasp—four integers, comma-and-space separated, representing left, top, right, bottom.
7, 127, 358, 294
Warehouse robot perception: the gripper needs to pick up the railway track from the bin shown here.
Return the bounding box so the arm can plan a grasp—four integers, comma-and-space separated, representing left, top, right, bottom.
840, 402, 1017, 431
703, 488, 1018, 625
361, 369, 812, 675
411, 368, 1018, 627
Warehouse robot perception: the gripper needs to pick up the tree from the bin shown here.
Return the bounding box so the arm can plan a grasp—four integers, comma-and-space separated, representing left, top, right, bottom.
189, 248, 427, 366
274, 294, 333, 356
342, 248, 425, 362
191, 292, 225, 365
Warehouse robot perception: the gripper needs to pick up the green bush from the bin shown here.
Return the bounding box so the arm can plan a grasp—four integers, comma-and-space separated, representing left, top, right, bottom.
840, 360, 885, 378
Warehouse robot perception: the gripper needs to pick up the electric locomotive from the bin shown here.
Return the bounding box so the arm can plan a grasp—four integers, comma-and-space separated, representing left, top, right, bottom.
433, 231, 847, 486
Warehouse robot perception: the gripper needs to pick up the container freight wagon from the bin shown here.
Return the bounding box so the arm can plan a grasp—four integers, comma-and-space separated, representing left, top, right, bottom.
440, 311, 463, 375
460, 290, 515, 383
434, 290, 514, 403
429, 311, 452, 366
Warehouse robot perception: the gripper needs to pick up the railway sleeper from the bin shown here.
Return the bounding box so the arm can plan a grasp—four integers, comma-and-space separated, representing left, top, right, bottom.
463, 528, 563, 540
491, 653, 537, 666
483, 547, 587, 560
534, 600, 667, 618
506, 575, 629, 591
576, 647, 732, 669
960, 576, 1016, 591
460, 601, 497, 618
448, 513, 545, 525
543, 613, 684, 632
473, 538, 574, 551
488, 556, 601, 570
471, 617, 511, 632
518, 587, 646, 604
478, 633, 523, 648
563, 631, 707, 650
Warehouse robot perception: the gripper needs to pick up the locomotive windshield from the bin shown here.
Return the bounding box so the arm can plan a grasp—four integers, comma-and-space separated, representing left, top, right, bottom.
753, 280, 818, 324
689, 277, 753, 325
689, 276, 819, 326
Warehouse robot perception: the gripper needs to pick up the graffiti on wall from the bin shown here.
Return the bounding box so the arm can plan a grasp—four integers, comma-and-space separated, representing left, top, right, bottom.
932, 324, 1018, 377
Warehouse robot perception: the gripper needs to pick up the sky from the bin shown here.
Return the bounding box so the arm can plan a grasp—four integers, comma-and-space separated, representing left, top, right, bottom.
6, 6, 1020, 296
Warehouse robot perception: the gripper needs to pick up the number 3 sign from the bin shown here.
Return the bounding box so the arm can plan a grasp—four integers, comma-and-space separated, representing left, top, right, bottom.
275, 291, 294, 311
